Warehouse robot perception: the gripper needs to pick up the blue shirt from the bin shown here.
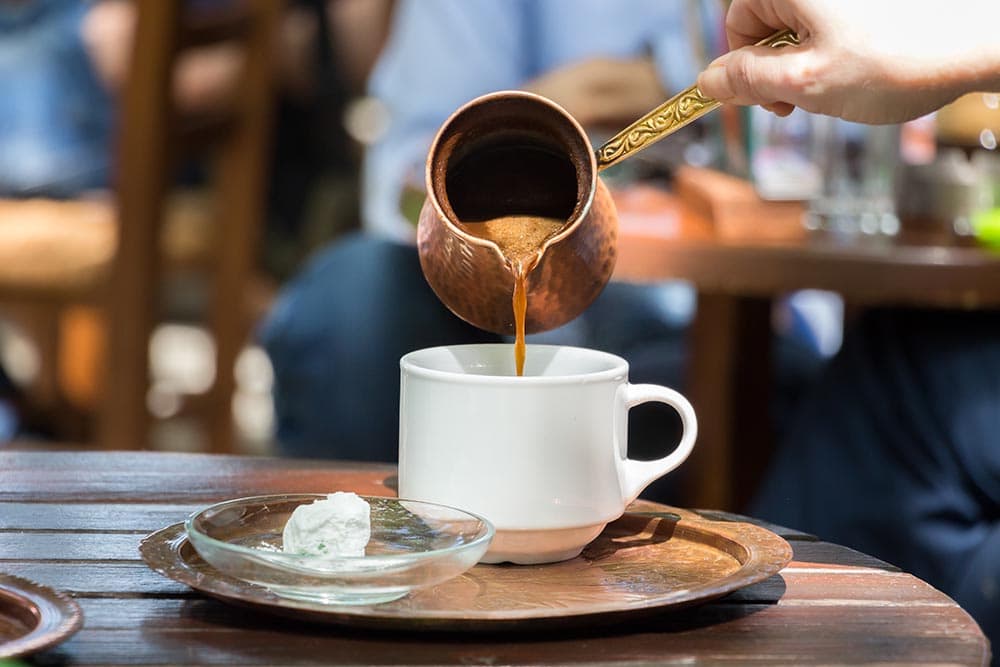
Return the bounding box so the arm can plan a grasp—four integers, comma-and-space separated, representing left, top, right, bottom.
363, 0, 722, 240
0, 1, 113, 197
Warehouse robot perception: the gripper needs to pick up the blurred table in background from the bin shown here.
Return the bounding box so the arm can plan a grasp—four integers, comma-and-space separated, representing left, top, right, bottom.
613, 167, 1000, 511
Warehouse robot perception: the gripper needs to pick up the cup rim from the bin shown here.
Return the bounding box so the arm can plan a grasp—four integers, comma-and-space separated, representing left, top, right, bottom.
399, 344, 628, 385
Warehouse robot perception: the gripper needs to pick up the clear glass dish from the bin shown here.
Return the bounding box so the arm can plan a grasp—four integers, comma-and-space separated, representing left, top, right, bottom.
185, 494, 494, 605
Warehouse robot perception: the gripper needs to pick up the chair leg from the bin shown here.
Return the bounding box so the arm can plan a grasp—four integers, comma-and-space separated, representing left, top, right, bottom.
209, 300, 243, 454
99, 2, 179, 450
99, 300, 155, 450
206, 0, 281, 454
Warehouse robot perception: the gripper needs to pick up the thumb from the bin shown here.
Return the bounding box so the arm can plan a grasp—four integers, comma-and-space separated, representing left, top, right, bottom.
697, 45, 818, 108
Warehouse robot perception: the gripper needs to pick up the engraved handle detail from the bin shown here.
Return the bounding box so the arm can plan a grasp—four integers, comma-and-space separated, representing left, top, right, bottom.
595, 29, 800, 171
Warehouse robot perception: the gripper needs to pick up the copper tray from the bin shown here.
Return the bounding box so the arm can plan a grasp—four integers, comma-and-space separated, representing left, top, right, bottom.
140, 502, 791, 631
0, 574, 83, 658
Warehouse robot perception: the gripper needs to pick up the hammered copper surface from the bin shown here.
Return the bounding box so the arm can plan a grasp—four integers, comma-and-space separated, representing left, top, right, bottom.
418, 91, 618, 335
0, 574, 83, 658
140, 502, 792, 631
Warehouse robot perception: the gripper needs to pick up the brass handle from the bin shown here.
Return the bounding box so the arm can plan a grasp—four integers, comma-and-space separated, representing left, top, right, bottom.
595, 29, 801, 171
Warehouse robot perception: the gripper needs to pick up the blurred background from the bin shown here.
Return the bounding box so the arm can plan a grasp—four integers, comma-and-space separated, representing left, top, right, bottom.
0, 0, 997, 461
0, 0, 394, 453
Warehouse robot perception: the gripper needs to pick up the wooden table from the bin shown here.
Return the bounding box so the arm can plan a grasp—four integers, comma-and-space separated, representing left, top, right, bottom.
613, 186, 1000, 512
0, 450, 990, 665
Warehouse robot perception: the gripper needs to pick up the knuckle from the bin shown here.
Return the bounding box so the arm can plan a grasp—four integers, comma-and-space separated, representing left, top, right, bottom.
783, 58, 816, 91
727, 52, 757, 97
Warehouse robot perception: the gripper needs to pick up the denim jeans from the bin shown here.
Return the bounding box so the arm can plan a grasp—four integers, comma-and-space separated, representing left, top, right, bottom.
751, 307, 1000, 649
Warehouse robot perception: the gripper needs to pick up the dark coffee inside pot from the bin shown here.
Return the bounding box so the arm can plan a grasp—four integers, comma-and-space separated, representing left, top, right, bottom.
422, 93, 607, 366
445, 140, 576, 376
445, 142, 577, 223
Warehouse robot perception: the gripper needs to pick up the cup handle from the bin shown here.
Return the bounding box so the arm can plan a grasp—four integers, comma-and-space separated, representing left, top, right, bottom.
617, 383, 698, 505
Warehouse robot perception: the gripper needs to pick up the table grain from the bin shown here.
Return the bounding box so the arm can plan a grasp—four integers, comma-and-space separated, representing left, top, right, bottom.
0, 450, 990, 665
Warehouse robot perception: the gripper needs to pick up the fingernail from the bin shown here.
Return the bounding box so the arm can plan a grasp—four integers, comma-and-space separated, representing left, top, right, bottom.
697, 57, 733, 100
762, 102, 795, 117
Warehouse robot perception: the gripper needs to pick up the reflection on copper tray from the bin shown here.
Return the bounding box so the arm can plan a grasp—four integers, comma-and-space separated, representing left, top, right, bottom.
0, 573, 83, 658
140, 501, 792, 631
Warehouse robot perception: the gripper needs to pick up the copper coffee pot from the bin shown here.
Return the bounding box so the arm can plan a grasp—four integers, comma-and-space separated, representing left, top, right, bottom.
418, 31, 799, 335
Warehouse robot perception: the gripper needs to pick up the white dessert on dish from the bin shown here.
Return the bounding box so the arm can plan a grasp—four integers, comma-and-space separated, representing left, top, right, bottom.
281, 492, 371, 558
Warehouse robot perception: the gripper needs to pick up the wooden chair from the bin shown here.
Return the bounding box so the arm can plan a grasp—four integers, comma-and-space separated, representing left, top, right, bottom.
102, 0, 282, 452
0, 0, 283, 452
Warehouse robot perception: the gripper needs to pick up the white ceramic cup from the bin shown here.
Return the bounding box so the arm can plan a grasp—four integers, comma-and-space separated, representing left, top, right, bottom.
398, 344, 697, 564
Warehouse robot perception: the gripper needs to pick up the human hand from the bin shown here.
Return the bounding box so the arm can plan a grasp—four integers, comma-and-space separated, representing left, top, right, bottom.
525, 58, 667, 128
696, 0, 1000, 124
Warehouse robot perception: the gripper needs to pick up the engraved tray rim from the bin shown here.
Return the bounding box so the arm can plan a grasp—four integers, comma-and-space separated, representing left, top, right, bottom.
0, 573, 83, 658
139, 501, 792, 632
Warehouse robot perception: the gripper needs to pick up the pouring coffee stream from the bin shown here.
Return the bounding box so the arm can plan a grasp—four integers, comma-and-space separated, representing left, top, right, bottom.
462, 215, 565, 375
418, 30, 800, 375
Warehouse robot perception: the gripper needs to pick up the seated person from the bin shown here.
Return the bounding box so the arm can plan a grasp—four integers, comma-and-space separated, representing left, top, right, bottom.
750, 308, 1000, 650
697, 0, 1000, 648
261, 0, 727, 465
262, 0, 830, 484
